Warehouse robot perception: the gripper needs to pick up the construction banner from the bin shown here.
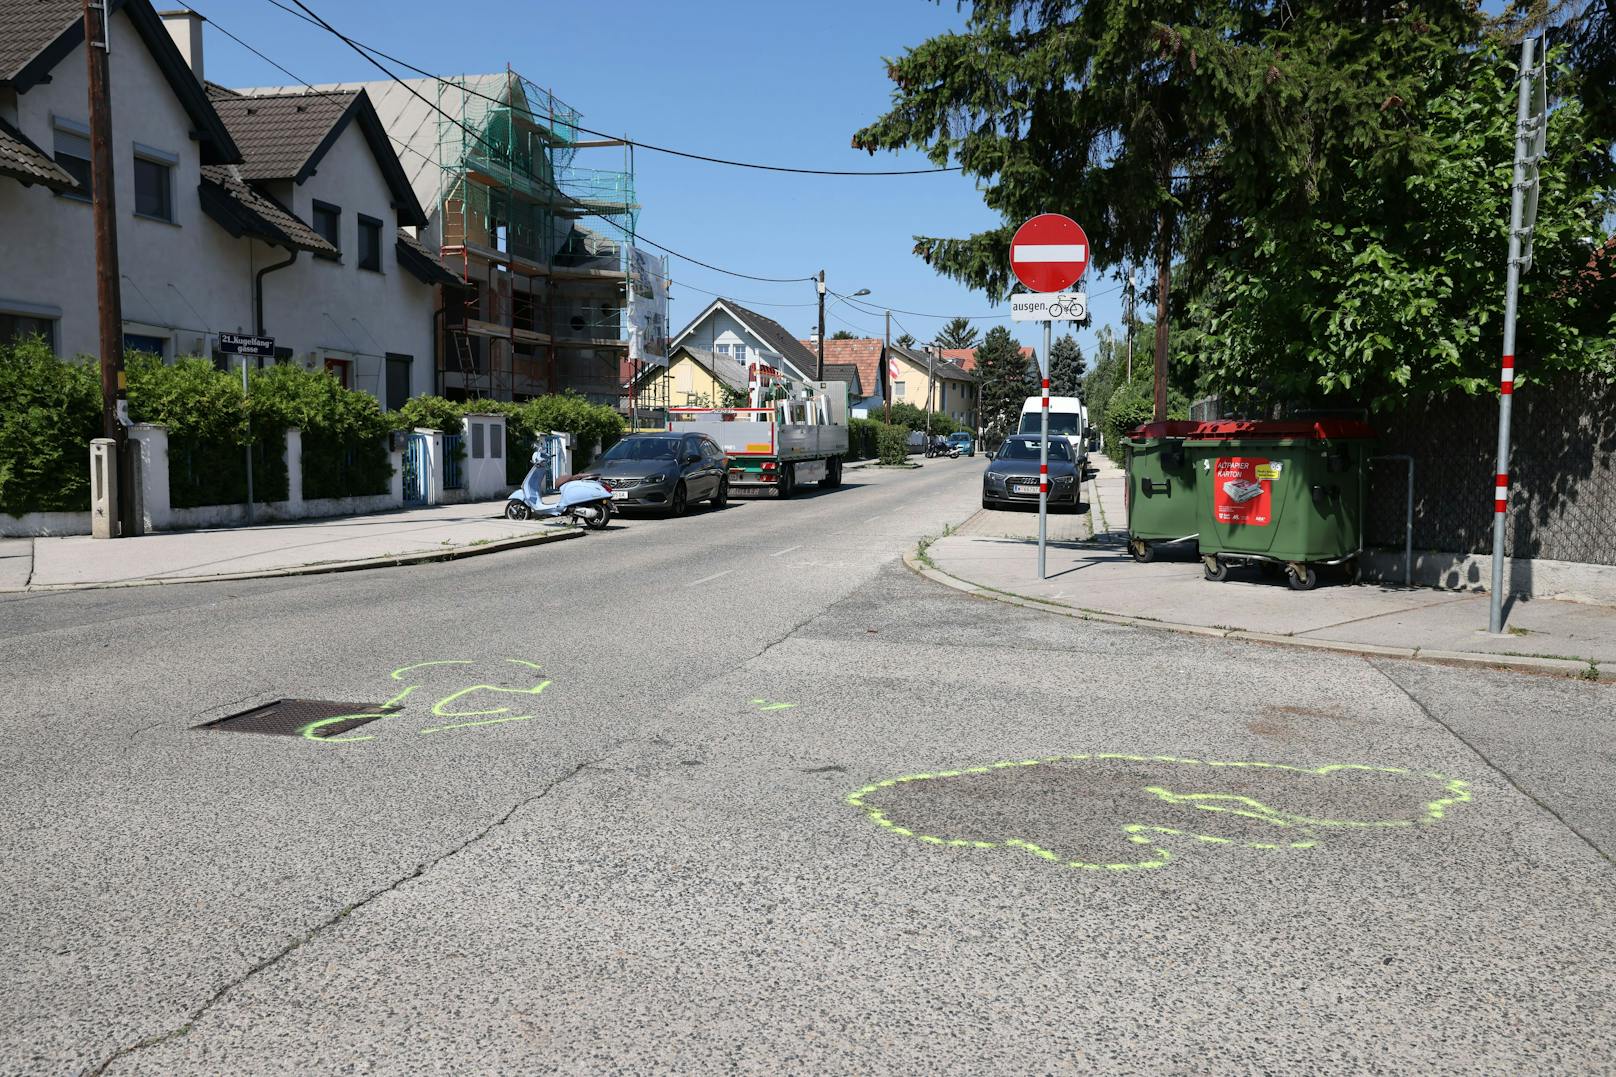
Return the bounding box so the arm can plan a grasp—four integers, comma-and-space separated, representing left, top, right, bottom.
627, 246, 670, 366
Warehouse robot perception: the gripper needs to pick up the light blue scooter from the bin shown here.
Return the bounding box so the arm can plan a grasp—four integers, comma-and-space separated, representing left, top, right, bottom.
504, 447, 614, 530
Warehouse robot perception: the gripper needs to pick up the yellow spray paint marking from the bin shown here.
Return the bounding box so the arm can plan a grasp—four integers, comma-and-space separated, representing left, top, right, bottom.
430, 680, 553, 719
304, 660, 555, 743
751, 699, 797, 711
846, 753, 1473, 875
298, 713, 388, 743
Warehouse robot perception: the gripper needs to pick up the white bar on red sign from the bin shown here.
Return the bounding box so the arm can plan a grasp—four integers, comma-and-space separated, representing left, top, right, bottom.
1012, 244, 1086, 262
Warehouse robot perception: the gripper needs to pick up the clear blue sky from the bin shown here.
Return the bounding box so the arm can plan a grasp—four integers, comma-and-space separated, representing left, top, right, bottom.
198, 0, 1117, 362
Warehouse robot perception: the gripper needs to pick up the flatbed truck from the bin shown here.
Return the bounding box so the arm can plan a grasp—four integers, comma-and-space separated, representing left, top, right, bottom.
667, 365, 849, 498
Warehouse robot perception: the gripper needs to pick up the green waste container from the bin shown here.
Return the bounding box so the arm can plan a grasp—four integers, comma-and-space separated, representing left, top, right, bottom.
1123, 420, 1201, 563
1184, 419, 1374, 590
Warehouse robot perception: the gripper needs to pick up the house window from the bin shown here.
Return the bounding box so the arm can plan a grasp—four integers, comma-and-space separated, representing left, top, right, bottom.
132, 146, 175, 222
895, 381, 906, 398
52, 121, 92, 200
123, 333, 166, 358
385, 353, 412, 412
733, 344, 746, 364
358, 214, 382, 271
312, 201, 341, 257
0, 312, 57, 350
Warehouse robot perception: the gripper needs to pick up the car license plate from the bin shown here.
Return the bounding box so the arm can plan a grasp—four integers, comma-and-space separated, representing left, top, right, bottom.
1012, 484, 1038, 495
611, 490, 628, 501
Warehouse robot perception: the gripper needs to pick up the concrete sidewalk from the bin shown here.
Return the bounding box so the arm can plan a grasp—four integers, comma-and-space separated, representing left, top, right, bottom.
922, 455, 1613, 678
3, 501, 581, 592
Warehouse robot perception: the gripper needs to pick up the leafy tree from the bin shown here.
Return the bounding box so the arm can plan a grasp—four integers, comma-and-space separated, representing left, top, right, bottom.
974, 325, 1031, 442
934, 316, 979, 349
854, 0, 1486, 417
831, 329, 857, 340
895, 332, 917, 348
1189, 41, 1616, 409
1048, 335, 1085, 397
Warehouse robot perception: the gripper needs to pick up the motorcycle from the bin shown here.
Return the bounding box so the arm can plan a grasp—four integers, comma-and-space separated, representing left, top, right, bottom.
504, 448, 614, 530
925, 438, 960, 459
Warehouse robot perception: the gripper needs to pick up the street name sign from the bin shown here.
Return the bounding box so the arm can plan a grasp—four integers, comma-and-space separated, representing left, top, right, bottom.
1011, 292, 1087, 322
1010, 214, 1090, 293
219, 332, 275, 357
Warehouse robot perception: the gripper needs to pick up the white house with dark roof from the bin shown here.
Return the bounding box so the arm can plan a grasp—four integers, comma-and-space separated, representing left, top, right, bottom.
668, 298, 819, 385
0, 0, 454, 409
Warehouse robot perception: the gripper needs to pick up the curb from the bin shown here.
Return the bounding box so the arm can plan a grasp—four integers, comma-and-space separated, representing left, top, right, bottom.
8, 526, 585, 595
902, 549, 1605, 682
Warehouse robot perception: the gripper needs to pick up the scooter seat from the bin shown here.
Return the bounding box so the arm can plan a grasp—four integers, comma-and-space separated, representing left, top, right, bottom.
554, 473, 587, 486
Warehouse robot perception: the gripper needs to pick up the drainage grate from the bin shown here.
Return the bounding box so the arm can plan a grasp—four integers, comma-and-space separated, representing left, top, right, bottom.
199, 699, 394, 739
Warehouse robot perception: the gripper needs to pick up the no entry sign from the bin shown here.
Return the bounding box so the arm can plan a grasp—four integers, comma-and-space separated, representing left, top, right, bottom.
1010, 214, 1090, 293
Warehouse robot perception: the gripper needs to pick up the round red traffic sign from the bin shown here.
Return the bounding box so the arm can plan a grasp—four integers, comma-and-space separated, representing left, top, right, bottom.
1010, 214, 1090, 293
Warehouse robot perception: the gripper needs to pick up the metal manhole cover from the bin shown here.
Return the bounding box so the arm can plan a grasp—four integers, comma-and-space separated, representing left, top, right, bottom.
199, 699, 394, 739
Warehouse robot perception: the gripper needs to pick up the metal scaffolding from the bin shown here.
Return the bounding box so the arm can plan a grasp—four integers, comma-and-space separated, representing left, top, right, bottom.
434, 68, 638, 403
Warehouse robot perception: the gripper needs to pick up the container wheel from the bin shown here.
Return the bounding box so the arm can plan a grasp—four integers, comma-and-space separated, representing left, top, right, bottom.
1345, 556, 1362, 585
1286, 563, 1319, 591
1129, 539, 1155, 564
1202, 555, 1228, 582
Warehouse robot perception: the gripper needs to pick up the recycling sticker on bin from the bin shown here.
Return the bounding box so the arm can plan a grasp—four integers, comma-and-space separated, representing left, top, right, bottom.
1213, 457, 1279, 525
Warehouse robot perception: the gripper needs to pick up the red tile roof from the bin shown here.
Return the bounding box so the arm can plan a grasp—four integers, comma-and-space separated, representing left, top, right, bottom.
798, 338, 886, 399
939, 345, 1034, 372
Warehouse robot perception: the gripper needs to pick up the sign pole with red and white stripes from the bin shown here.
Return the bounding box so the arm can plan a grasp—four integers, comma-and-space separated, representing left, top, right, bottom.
1488, 35, 1544, 634
1010, 214, 1090, 580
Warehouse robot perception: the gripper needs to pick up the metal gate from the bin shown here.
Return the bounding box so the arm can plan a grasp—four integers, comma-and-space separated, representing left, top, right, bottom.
403, 432, 430, 505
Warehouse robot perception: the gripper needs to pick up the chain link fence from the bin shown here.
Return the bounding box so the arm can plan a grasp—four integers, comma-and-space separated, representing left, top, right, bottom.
1364, 376, 1616, 566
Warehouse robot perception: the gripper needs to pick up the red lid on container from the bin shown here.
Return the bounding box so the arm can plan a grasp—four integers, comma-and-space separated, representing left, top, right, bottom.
1127, 420, 1203, 439
1189, 419, 1375, 440
1130, 418, 1374, 440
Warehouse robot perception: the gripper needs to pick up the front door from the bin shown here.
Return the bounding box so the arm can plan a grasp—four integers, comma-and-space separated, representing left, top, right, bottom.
325, 357, 353, 388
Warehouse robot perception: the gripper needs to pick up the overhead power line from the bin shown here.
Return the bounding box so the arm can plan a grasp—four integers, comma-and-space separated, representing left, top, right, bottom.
260, 0, 958, 177
223, 1, 813, 285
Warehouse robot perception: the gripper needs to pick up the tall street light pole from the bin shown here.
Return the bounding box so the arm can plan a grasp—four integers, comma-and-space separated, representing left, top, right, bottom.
84, 0, 131, 537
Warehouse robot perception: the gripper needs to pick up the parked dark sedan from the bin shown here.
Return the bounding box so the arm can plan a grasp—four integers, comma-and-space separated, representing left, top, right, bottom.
982, 434, 1082, 510
585, 433, 728, 516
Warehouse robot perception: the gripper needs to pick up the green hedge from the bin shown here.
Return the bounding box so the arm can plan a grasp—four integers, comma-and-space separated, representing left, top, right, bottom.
884, 401, 965, 436
1101, 381, 1189, 457
167, 434, 289, 508
126, 356, 291, 508
128, 356, 390, 505
847, 417, 880, 461
876, 422, 909, 465
0, 338, 100, 515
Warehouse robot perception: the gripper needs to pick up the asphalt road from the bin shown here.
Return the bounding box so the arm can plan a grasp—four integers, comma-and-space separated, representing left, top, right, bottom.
2, 459, 1613, 1075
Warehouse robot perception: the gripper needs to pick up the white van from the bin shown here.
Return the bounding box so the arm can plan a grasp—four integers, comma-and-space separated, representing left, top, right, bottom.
1017, 396, 1089, 468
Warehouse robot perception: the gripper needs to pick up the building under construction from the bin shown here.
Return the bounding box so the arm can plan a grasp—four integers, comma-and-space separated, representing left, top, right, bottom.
291, 69, 639, 403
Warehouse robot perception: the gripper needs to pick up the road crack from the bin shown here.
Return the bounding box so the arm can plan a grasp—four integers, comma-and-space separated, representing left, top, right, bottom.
85, 747, 619, 1075
1369, 658, 1613, 866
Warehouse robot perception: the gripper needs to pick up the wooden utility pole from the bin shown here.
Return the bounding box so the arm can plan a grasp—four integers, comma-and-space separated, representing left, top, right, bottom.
1151, 191, 1172, 422
883, 310, 891, 424
84, 0, 131, 535
815, 269, 826, 380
